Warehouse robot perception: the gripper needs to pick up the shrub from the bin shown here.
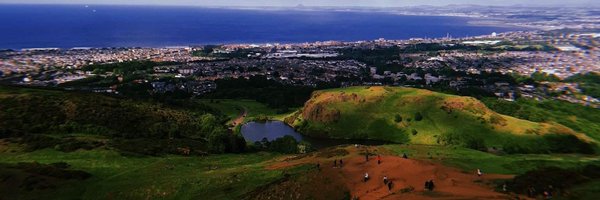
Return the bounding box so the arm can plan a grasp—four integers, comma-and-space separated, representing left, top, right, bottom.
437, 132, 486, 151
542, 134, 595, 154
507, 167, 588, 197
269, 135, 299, 154
394, 114, 403, 123
414, 112, 423, 121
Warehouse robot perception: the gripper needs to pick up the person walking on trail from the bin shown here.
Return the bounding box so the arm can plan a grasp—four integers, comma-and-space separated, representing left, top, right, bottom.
334, 159, 337, 168
527, 185, 536, 198
424, 180, 430, 191
340, 159, 343, 167
477, 169, 483, 177
316, 163, 320, 171
364, 173, 370, 182
365, 152, 369, 162
377, 155, 382, 165
383, 176, 388, 185
387, 180, 393, 192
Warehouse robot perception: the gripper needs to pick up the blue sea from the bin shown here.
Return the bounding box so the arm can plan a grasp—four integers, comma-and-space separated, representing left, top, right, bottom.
0, 5, 524, 49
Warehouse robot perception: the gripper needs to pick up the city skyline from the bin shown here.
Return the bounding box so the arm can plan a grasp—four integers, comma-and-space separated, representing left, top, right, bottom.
0, 0, 597, 7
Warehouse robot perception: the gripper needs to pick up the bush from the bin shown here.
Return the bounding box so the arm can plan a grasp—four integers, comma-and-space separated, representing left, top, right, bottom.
414, 112, 423, 121
269, 135, 299, 154
437, 132, 486, 151
394, 114, 403, 123
251, 135, 300, 154
507, 167, 589, 197
542, 134, 595, 154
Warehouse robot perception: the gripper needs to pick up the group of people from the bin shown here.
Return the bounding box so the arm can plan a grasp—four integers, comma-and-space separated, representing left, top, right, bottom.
424, 179, 435, 191
527, 185, 554, 199
362, 154, 396, 193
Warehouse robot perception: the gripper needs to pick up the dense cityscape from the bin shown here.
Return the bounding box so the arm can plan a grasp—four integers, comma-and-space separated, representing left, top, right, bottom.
2, 28, 599, 107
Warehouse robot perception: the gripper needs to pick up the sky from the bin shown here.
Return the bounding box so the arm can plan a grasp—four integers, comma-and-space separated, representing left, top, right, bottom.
0, 0, 596, 7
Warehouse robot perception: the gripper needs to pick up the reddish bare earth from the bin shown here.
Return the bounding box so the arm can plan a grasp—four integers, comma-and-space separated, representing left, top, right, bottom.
261, 146, 517, 200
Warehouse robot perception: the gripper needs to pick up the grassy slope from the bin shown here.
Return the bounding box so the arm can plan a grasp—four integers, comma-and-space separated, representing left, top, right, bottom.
3, 141, 598, 200
482, 97, 600, 142
384, 144, 600, 175
197, 99, 293, 123
290, 86, 593, 148
1, 145, 289, 200
0, 86, 210, 138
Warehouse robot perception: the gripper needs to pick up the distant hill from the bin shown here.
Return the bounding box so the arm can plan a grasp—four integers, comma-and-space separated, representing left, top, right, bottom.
286, 86, 596, 154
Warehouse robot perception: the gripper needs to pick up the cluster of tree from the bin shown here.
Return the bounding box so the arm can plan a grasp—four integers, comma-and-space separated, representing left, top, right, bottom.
530, 71, 561, 82
248, 136, 303, 154
81, 61, 177, 75
0, 86, 244, 154
565, 72, 600, 98
437, 131, 595, 154
204, 76, 330, 109
192, 45, 267, 59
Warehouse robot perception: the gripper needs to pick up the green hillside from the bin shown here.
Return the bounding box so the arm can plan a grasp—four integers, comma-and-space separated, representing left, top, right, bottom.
287, 86, 596, 154
0, 86, 245, 154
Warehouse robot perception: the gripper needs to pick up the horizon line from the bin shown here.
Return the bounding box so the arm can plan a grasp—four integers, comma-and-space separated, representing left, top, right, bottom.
0, 2, 597, 9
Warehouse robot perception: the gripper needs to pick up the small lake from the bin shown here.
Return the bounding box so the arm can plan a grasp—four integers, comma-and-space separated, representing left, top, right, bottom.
241, 121, 390, 149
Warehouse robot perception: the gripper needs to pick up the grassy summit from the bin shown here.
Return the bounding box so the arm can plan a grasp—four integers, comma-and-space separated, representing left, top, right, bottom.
287, 86, 595, 153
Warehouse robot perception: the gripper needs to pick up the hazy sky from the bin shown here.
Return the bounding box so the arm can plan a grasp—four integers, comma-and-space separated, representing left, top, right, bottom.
0, 0, 596, 7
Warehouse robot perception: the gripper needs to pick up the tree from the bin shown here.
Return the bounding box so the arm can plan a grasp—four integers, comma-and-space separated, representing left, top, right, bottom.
414, 112, 423, 121
394, 114, 403, 123
269, 135, 299, 154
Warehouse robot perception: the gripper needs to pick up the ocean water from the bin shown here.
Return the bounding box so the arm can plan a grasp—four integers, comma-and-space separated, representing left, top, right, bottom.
0, 5, 524, 49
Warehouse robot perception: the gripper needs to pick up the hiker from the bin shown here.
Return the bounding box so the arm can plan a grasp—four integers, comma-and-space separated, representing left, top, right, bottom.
502, 183, 507, 193
364, 173, 370, 182
316, 163, 320, 170
334, 159, 337, 167
377, 155, 381, 165
365, 153, 369, 162
424, 180, 430, 191
402, 153, 408, 159
429, 180, 435, 191
527, 185, 536, 198
545, 185, 554, 199
339, 159, 343, 167
477, 169, 483, 177
383, 176, 388, 185
387, 180, 393, 192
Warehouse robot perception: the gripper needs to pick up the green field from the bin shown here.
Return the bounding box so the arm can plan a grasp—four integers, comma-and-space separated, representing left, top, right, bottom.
288, 86, 596, 154
2, 142, 598, 199
198, 99, 296, 123
384, 144, 600, 175
0, 144, 293, 200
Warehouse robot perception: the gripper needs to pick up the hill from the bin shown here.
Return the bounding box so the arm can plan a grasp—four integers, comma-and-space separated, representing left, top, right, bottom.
0, 86, 245, 154
286, 86, 595, 154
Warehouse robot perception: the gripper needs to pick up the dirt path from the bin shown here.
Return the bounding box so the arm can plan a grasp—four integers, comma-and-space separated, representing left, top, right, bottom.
231, 106, 248, 127
266, 146, 516, 200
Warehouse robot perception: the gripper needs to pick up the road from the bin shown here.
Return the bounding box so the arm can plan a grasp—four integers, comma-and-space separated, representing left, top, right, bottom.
231, 106, 248, 127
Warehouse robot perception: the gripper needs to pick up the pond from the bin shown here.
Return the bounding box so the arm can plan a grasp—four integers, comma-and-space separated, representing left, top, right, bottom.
241, 121, 390, 149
